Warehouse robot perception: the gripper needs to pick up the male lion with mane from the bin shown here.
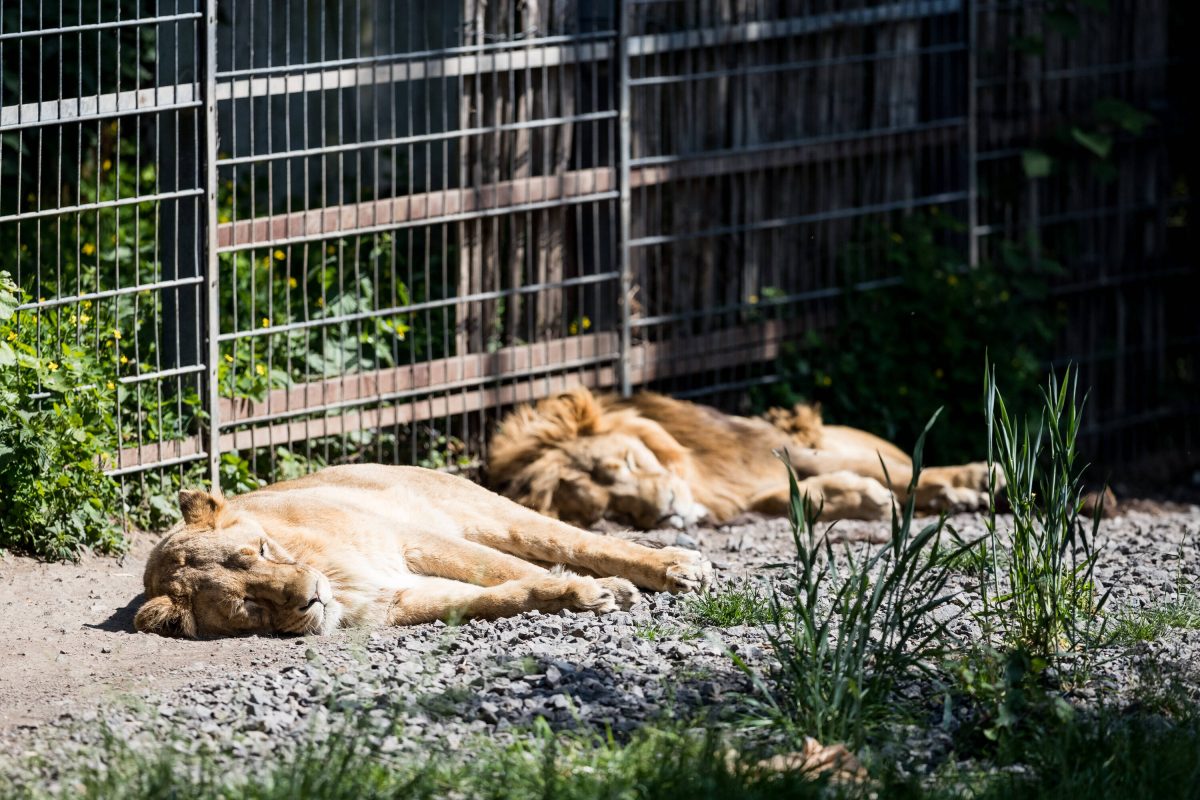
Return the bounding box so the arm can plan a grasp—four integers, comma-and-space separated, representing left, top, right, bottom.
134, 464, 712, 638
488, 387, 996, 529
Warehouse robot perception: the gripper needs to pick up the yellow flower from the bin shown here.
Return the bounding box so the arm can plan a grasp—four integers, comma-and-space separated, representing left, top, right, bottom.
287, 277, 298, 289
326, 245, 336, 255
934, 368, 944, 379
946, 274, 959, 286
102, 159, 112, 171
899, 385, 909, 396
120, 355, 128, 365
112, 329, 122, 340
224, 353, 234, 363
999, 290, 1010, 302
6, 331, 17, 342
890, 232, 904, 244
316, 297, 324, 307
106, 380, 115, 390
569, 321, 579, 335
748, 294, 759, 305
81, 242, 95, 256
255, 363, 266, 376
820, 374, 833, 387
82, 300, 92, 309
581, 316, 591, 330
218, 214, 231, 224
261, 317, 271, 328
79, 313, 91, 325
273, 250, 285, 261
47, 361, 59, 371
69, 314, 77, 324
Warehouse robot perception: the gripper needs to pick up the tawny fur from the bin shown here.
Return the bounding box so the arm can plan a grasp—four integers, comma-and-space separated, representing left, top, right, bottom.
489, 388, 997, 528
135, 465, 712, 639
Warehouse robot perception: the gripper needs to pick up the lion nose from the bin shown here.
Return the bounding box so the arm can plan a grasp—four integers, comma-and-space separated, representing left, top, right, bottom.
300, 591, 324, 612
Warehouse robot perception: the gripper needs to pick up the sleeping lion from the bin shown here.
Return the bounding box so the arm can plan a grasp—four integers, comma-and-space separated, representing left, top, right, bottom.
134, 465, 712, 638
488, 387, 996, 529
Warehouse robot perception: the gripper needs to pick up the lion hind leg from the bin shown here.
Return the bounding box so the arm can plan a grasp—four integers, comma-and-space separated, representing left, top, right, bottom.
386, 573, 634, 626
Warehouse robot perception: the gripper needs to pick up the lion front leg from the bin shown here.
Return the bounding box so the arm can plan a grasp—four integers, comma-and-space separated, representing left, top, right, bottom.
385, 573, 639, 625
463, 516, 713, 595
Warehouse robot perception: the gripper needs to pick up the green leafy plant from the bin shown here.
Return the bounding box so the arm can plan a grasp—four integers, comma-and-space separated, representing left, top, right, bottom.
980, 365, 1109, 659
0, 272, 124, 560
737, 413, 961, 747
761, 211, 1058, 465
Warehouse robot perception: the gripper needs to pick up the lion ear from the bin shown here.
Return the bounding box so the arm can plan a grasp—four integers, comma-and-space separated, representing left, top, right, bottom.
134, 595, 196, 638
178, 489, 223, 527
554, 387, 602, 435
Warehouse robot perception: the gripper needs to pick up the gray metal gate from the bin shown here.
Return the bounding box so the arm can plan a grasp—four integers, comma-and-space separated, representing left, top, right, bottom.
1, 0, 1192, 502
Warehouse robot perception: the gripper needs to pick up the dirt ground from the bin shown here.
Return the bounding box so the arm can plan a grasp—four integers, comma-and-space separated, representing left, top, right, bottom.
0, 532, 320, 731
2, 496, 1196, 736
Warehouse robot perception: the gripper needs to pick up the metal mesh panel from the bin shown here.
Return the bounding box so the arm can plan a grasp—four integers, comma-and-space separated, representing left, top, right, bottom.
972, 0, 1198, 476
2, 0, 1194, 505
212, 1, 621, 481
0, 1, 209, 508
623, 0, 970, 407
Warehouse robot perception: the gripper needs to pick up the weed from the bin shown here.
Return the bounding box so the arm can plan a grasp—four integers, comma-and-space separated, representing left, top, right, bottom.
736, 412, 961, 747
685, 579, 776, 627
0, 271, 124, 560
1111, 593, 1200, 646
981, 365, 1109, 659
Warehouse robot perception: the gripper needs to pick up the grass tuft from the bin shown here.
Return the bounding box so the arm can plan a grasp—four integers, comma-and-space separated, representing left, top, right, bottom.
981, 365, 1109, 659
735, 411, 961, 748
685, 579, 776, 627
1111, 592, 1200, 646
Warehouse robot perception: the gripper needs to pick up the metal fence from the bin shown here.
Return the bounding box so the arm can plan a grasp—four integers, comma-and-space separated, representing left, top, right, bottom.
1, 0, 1194, 506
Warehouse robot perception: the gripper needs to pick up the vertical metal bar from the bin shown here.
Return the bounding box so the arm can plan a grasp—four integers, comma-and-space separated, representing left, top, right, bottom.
966, 0, 979, 267
204, 0, 221, 488
617, 0, 632, 397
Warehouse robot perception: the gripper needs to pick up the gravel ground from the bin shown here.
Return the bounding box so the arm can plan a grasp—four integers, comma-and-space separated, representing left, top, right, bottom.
2, 506, 1198, 790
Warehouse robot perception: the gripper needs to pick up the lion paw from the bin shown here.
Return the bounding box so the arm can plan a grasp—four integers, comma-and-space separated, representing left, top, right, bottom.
657, 546, 713, 594
595, 577, 641, 610
927, 486, 989, 513
958, 461, 1002, 493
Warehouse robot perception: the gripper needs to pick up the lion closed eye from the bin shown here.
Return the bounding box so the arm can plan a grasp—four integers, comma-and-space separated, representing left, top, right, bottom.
134, 464, 713, 639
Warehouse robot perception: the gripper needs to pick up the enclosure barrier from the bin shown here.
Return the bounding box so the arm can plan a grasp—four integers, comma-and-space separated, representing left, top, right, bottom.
0, 0, 1193, 508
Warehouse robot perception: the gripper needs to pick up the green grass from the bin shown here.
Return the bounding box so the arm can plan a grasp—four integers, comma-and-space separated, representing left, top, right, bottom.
684, 579, 776, 627
981, 365, 1109, 658
5, 723, 847, 800
1111, 594, 1200, 646
736, 413, 961, 748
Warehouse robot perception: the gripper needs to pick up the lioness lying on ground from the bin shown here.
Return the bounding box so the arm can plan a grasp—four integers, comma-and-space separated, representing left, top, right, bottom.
488, 388, 995, 528
134, 465, 712, 638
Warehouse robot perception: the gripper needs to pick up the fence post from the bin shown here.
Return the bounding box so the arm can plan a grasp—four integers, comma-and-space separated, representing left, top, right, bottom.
967, 0, 979, 268
157, 3, 201, 370
617, 0, 633, 397
203, 0, 222, 489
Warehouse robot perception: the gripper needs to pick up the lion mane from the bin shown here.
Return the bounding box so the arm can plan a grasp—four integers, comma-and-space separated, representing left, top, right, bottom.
489, 387, 994, 528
